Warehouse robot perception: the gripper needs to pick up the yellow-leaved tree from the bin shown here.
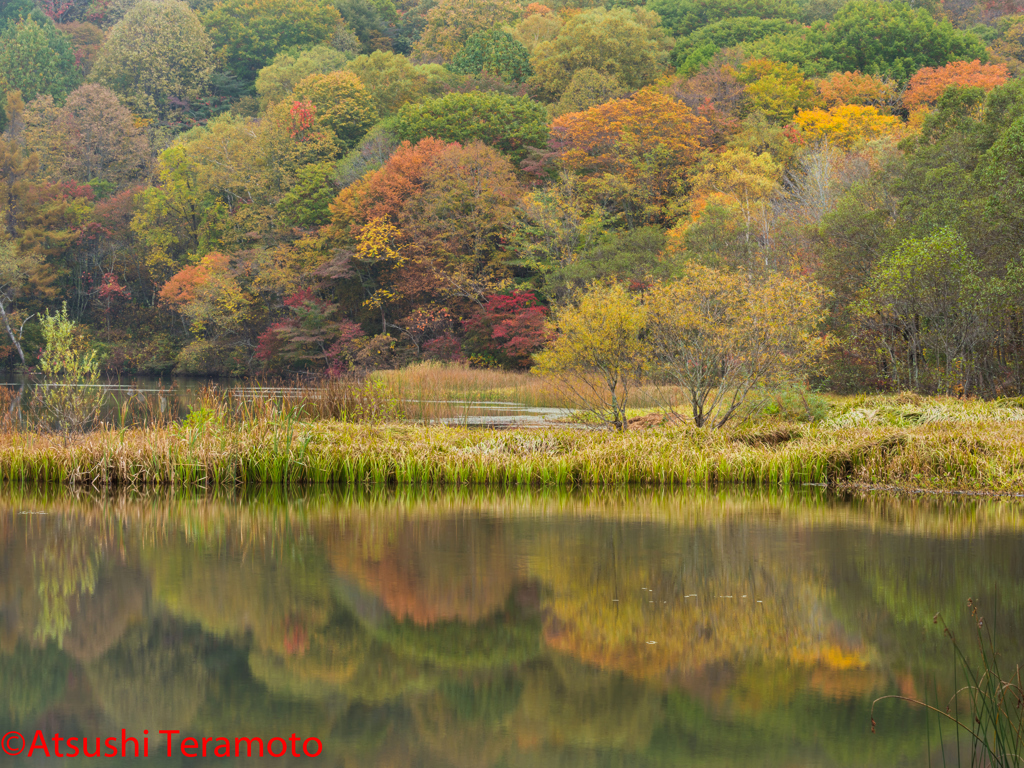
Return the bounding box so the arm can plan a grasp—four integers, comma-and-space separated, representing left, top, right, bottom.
686, 148, 783, 268
355, 215, 405, 334
793, 104, 902, 149
533, 281, 647, 430
645, 265, 831, 427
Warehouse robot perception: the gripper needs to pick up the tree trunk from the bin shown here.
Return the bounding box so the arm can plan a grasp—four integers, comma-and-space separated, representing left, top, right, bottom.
0, 296, 26, 364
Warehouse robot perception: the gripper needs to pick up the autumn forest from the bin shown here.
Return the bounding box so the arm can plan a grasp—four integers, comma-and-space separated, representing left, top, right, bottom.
2, 0, 1024, 396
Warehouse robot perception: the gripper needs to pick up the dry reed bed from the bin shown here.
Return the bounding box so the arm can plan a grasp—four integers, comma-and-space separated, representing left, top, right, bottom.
2, 419, 1024, 492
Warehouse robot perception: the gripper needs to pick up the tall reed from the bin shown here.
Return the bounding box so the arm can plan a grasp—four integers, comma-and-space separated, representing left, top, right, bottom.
373, 361, 689, 423
2, 418, 1024, 492
872, 600, 1024, 767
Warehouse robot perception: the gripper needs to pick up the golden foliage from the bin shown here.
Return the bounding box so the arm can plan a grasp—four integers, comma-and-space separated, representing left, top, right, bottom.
793, 104, 902, 148
550, 88, 703, 222
533, 281, 647, 429
646, 265, 832, 427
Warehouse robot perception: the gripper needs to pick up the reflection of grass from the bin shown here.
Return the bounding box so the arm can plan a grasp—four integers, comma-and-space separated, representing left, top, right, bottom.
873, 602, 1024, 767
5, 483, 1024, 541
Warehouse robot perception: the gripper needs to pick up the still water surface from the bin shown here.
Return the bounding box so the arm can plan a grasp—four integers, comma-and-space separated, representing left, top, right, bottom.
1, 487, 1022, 766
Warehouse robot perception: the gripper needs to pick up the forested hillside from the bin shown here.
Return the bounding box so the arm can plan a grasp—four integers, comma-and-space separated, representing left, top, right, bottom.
2, 0, 1024, 394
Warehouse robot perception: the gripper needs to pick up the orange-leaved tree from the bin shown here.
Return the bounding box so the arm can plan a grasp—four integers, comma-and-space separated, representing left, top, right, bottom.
548, 88, 705, 225
159, 252, 252, 336
902, 60, 1010, 111
816, 70, 899, 109
327, 138, 524, 334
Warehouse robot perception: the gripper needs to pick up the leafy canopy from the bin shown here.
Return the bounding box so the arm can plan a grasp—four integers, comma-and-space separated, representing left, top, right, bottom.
292, 70, 378, 152
903, 60, 1010, 110
646, 266, 831, 427
202, 0, 346, 83
533, 280, 647, 430
449, 28, 533, 83
528, 7, 672, 103
395, 91, 548, 164
89, 0, 214, 120
825, 0, 987, 81
0, 15, 80, 102
254, 45, 351, 109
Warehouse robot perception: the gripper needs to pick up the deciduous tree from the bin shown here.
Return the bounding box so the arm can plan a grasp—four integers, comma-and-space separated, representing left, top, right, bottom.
89, 0, 214, 121
533, 280, 647, 430
463, 290, 547, 367
737, 58, 821, 122
395, 91, 548, 164
404, 141, 522, 302
549, 68, 627, 118
857, 227, 994, 394
59, 84, 151, 188
412, 0, 522, 63
511, 5, 560, 54
449, 28, 533, 82
548, 88, 704, 224
202, 0, 346, 83
527, 7, 671, 103
159, 251, 253, 336
254, 45, 352, 109
672, 16, 799, 69
825, 0, 987, 82
686, 147, 783, 266
645, 265, 830, 427
0, 15, 80, 102
902, 60, 1010, 110
255, 288, 364, 371
793, 104, 901, 147
329, 0, 398, 52
345, 51, 448, 115
292, 70, 378, 152
816, 70, 898, 108
0, 236, 45, 364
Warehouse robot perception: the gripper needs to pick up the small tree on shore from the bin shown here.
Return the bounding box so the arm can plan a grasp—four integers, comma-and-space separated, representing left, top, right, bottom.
33, 303, 104, 434
645, 265, 830, 427
533, 281, 647, 430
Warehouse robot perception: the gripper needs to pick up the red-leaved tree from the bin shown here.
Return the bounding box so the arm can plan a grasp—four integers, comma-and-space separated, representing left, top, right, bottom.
463, 291, 548, 368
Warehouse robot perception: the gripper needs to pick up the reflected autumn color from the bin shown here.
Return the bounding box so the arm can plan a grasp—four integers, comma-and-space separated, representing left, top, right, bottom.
326, 517, 521, 626
0, 487, 1020, 766
524, 522, 874, 689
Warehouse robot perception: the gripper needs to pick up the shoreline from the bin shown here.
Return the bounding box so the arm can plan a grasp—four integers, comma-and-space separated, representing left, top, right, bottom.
1, 419, 1023, 493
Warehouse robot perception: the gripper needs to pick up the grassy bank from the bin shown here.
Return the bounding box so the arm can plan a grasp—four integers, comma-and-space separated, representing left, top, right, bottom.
2, 415, 1024, 492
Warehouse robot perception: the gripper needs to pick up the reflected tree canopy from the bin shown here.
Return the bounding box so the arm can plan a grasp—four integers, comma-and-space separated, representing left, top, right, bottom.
0, 487, 1020, 766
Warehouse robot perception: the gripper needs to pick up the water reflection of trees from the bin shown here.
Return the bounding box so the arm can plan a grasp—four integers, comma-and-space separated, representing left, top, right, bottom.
0, 495, 1021, 766
326, 517, 521, 626
525, 522, 874, 686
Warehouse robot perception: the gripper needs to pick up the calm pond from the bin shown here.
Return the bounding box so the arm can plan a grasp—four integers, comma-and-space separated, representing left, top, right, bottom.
0, 375, 571, 427
1, 486, 1022, 766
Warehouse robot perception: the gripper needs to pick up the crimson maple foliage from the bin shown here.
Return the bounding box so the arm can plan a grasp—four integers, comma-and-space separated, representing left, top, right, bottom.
463, 291, 549, 368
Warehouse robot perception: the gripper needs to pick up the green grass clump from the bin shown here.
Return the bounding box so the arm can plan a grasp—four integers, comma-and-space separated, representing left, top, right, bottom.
2, 416, 1024, 492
